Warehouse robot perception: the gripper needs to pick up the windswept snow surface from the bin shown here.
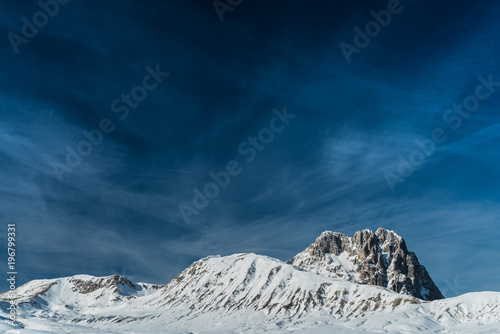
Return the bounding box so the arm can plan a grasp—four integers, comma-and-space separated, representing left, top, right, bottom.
0, 253, 499, 333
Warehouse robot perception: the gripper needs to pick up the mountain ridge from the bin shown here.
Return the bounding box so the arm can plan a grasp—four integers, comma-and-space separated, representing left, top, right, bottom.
0, 228, 498, 333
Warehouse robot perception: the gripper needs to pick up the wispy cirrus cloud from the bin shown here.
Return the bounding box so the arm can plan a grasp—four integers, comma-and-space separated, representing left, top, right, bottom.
0, 0, 500, 297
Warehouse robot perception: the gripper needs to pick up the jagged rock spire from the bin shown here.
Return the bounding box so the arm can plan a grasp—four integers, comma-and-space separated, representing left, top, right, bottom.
287, 227, 444, 301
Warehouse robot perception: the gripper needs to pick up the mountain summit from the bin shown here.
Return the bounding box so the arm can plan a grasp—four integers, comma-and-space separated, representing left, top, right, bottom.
287, 227, 444, 301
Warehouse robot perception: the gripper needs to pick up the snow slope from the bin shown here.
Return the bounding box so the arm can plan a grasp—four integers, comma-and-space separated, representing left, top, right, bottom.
0, 253, 499, 333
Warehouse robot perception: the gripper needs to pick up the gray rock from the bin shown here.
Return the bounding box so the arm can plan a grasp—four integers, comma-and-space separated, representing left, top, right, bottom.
287, 228, 444, 301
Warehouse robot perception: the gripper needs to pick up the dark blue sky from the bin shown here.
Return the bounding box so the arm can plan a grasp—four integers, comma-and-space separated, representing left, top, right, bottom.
1, 0, 499, 297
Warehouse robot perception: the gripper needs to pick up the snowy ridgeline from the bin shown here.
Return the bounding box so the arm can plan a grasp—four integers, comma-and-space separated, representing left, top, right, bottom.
0, 229, 499, 333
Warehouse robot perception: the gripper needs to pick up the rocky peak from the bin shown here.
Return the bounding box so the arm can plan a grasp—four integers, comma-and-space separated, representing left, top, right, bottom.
287, 228, 444, 301
68, 275, 136, 295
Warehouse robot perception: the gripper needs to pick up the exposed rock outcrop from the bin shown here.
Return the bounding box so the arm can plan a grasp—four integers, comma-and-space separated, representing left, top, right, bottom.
287, 228, 444, 301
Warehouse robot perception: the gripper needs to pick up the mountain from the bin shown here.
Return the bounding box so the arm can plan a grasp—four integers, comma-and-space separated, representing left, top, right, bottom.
11, 274, 163, 303
1, 228, 499, 333
158, 253, 420, 318
287, 228, 444, 300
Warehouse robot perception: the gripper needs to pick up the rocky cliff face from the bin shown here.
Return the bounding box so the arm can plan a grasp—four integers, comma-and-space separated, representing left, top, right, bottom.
287, 227, 444, 301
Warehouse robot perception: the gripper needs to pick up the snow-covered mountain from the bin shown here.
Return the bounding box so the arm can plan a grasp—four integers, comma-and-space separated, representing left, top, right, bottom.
1, 228, 499, 333
287, 228, 444, 301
